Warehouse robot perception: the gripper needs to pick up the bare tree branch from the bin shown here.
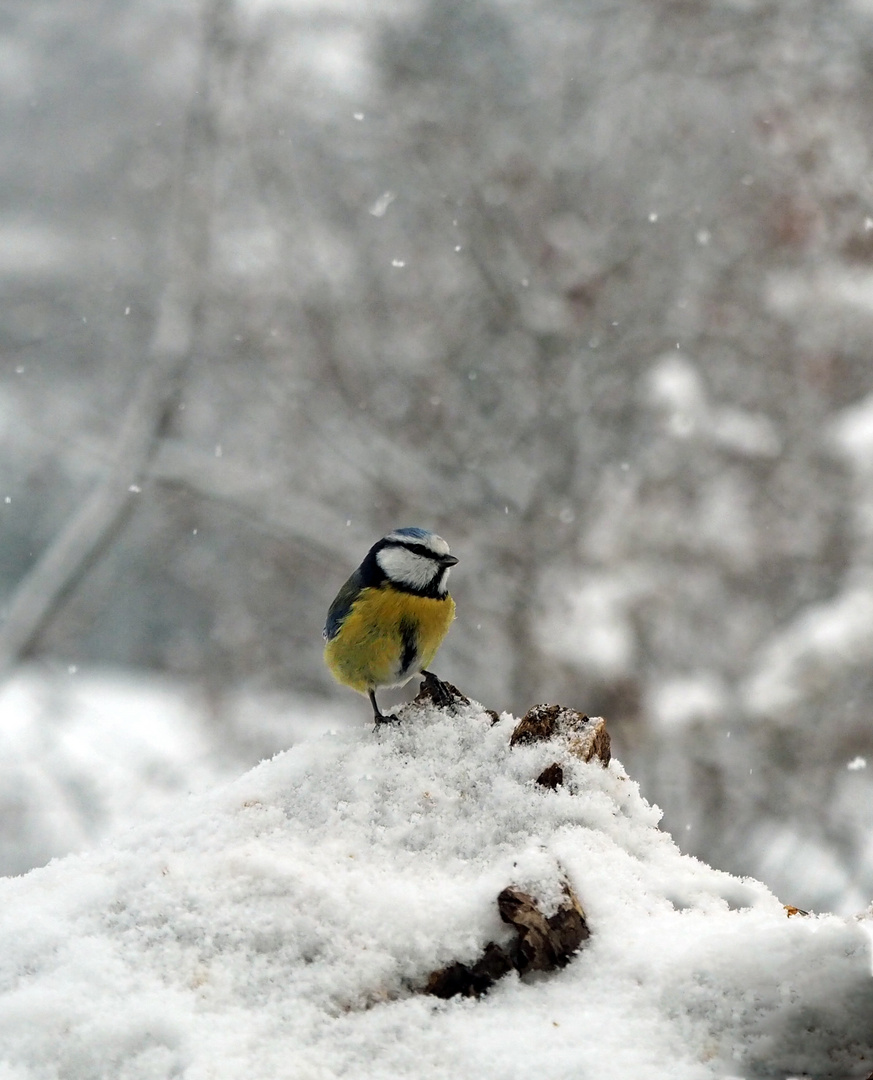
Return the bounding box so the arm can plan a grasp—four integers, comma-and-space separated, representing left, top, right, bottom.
0, 0, 237, 675
149, 439, 354, 559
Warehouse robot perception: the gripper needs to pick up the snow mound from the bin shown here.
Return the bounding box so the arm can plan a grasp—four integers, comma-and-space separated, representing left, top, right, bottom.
1, 696, 871, 1079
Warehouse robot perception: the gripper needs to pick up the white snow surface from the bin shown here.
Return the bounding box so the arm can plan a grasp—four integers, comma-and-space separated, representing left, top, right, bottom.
0, 670, 232, 877
1, 696, 872, 1080
0, 668, 360, 877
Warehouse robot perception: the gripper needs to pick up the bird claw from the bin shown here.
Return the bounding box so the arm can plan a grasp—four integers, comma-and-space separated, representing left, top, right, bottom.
373, 712, 400, 727
371, 673, 467, 729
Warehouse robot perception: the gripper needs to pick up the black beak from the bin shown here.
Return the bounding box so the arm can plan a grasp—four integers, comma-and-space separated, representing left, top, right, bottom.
441, 554, 459, 567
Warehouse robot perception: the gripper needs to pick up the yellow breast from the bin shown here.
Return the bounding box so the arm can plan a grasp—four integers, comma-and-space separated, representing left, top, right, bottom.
324, 586, 455, 694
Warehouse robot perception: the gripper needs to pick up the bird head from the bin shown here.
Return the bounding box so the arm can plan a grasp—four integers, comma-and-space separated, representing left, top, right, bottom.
372, 527, 458, 597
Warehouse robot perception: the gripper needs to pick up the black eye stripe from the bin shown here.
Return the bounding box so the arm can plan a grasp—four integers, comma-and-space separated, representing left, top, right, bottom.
390, 541, 441, 560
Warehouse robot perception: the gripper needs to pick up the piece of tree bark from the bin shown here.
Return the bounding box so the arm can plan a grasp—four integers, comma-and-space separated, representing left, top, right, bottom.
497, 884, 590, 975
511, 704, 611, 766
536, 762, 564, 790
424, 878, 589, 999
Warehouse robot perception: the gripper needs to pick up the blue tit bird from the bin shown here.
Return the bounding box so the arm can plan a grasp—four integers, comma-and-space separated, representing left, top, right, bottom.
323, 527, 458, 724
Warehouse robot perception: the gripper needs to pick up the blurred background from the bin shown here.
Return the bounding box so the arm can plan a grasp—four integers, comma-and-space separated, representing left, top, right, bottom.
3, 0, 873, 913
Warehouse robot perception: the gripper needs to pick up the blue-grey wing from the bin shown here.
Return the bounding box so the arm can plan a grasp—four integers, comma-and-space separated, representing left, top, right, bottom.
323, 570, 364, 641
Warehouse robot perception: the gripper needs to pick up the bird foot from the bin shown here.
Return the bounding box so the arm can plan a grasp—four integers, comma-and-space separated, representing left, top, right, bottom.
373, 712, 400, 727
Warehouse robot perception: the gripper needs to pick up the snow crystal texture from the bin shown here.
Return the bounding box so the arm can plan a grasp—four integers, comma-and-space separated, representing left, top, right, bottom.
0, 697, 871, 1079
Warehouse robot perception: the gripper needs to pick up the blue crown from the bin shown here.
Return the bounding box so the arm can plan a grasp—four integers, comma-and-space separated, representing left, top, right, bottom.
390, 526, 433, 540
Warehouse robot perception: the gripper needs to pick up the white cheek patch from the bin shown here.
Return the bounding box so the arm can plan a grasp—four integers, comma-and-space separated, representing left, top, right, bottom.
377, 547, 440, 591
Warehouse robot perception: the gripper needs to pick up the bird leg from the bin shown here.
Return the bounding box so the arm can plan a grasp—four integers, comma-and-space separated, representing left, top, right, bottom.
369, 689, 399, 726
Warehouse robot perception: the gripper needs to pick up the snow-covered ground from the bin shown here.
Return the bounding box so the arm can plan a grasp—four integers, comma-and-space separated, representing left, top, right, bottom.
0, 667, 357, 878
1, 692, 871, 1079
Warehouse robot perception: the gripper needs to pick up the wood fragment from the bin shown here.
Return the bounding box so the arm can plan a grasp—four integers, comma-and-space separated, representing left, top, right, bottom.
510, 704, 611, 766
510, 703, 564, 745
498, 884, 589, 974
412, 675, 470, 712
536, 762, 564, 790
425, 942, 514, 999
424, 879, 589, 998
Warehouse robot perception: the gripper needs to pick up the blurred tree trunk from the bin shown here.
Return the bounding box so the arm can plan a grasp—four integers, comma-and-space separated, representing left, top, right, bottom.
0, 0, 237, 675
